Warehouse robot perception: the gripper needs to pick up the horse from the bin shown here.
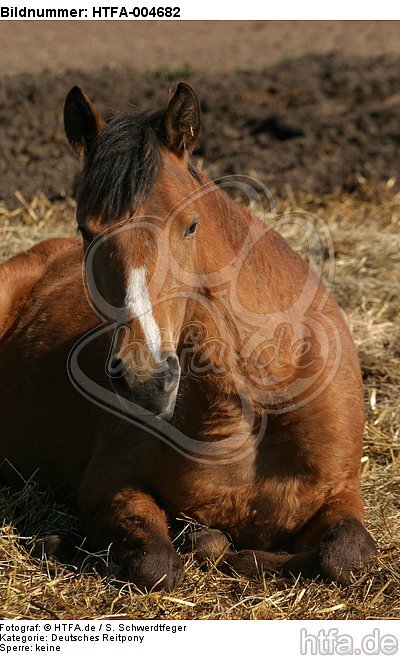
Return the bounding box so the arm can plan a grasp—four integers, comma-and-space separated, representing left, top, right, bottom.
0, 82, 376, 591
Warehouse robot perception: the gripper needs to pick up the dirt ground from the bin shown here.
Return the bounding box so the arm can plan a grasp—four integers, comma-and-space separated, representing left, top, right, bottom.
2, 21, 400, 77
2, 52, 400, 206
1, 22, 400, 206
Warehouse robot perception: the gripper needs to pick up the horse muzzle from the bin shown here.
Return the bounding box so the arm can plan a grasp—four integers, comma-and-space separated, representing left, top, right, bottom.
109, 352, 181, 420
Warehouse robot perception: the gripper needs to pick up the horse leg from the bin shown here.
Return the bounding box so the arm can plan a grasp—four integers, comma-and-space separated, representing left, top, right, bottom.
291, 489, 377, 584
192, 491, 376, 585
78, 484, 183, 591
191, 528, 317, 579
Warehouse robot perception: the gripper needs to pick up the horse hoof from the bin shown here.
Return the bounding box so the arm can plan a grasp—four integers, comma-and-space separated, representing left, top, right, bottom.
30, 534, 81, 564
319, 518, 377, 585
191, 528, 231, 564
121, 545, 184, 591
31, 534, 62, 558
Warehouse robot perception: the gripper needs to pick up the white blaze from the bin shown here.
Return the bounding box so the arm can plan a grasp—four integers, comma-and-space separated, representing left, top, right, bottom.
125, 266, 162, 361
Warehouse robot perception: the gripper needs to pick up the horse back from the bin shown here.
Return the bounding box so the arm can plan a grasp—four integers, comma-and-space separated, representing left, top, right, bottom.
0, 238, 79, 343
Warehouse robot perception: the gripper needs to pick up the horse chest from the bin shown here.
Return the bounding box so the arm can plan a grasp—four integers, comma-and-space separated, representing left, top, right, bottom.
159, 454, 310, 548
179, 476, 315, 549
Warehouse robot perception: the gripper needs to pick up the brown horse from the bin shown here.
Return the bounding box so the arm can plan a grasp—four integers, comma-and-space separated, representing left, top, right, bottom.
0, 83, 376, 590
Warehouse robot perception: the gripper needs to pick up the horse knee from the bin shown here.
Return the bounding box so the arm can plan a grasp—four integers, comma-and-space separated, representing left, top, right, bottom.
318, 517, 377, 585
80, 485, 185, 591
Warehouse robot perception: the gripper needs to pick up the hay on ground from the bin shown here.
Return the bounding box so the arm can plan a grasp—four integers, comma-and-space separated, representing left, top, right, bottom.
0, 183, 399, 620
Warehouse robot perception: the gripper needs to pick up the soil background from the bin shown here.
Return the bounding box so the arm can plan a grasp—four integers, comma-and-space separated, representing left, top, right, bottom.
1, 21, 400, 204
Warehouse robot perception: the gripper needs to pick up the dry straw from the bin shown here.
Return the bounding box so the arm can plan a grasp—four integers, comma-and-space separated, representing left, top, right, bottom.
0, 181, 399, 619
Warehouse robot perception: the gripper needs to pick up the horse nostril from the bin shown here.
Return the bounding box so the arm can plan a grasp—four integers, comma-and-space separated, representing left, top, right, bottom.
166, 355, 180, 377
109, 356, 123, 376
160, 353, 180, 393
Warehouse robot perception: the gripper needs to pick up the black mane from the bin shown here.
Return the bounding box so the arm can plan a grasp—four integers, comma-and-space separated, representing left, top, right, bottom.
77, 109, 164, 223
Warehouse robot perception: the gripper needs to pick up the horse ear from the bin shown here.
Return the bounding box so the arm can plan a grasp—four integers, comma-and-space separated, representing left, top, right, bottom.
163, 82, 201, 154
64, 86, 106, 157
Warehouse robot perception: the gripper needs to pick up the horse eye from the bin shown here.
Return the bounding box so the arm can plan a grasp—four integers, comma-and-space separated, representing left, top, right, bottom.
185, 219, 200, 238
78, 226, 93, 243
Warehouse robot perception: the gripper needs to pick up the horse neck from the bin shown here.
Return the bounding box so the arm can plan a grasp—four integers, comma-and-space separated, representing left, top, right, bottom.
198, 184, 252, 268
184, 185, 260, 403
